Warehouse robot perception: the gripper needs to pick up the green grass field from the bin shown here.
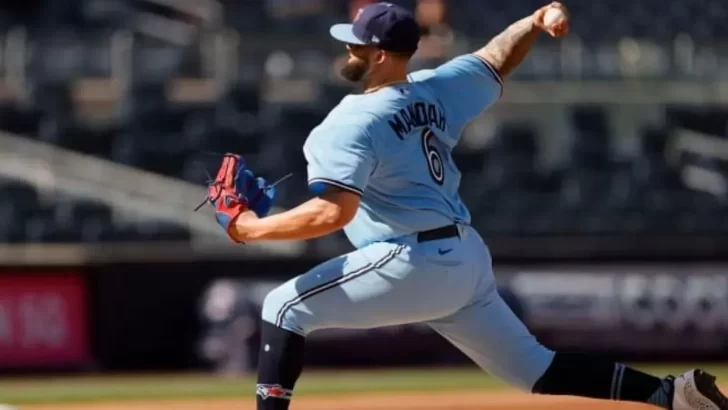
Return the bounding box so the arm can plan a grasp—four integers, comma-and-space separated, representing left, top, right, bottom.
1, 364, 728, 405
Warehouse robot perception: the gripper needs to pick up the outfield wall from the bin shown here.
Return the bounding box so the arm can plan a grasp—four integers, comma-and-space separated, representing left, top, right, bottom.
1, 260, 728, 373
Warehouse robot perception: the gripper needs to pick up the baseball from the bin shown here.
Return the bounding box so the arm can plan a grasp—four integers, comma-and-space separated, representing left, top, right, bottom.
543, 7, 565, 27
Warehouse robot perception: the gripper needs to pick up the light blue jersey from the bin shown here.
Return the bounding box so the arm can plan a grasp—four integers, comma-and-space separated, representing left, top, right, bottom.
303, 54, 503, 248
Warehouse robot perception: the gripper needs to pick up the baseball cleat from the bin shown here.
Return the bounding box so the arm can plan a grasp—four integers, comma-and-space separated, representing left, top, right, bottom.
671, 369, 728, 410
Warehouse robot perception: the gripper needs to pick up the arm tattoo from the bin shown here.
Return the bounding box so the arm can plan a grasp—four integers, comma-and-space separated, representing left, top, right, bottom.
475, 16, 541, 79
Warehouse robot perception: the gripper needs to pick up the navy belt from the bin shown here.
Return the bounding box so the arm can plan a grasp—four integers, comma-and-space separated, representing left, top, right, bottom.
416, 224, 460, 243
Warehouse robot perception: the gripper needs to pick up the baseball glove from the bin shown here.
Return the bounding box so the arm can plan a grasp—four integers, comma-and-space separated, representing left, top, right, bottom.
198, 153, 277, 242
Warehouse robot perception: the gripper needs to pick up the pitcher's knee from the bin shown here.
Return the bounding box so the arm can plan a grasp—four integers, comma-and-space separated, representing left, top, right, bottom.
520, 344, 556, 392
491, 343, 556, 393
261, 285, 307, 336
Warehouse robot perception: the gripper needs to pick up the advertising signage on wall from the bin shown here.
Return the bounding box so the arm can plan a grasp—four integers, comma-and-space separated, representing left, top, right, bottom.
503, 270, 728, 353
0, 274, 90, 368
506, 270, 728, 334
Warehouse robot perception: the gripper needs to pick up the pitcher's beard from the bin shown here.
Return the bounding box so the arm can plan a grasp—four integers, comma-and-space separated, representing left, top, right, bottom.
340, 60, 369, 82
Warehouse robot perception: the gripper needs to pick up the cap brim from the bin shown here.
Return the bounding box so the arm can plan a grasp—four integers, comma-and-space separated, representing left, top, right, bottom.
329, 24, 366, 45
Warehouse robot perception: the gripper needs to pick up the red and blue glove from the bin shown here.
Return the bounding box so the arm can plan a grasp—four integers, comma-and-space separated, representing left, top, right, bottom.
240, 169, 276, 218
201, 153, 277, 242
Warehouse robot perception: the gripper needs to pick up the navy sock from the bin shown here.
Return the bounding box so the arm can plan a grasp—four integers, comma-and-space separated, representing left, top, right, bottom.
533, 352, 669, 408
646, 378, 674, 409
256, 321, 306, 410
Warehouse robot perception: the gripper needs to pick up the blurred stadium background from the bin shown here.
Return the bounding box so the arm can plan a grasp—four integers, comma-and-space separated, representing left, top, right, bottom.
0, 0, 728, 409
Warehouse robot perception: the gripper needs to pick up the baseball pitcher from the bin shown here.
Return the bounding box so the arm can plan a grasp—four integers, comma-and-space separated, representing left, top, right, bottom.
201, 2, 728, 409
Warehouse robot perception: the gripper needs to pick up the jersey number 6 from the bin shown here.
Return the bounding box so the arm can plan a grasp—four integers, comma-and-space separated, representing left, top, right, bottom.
422, 128, 444, 185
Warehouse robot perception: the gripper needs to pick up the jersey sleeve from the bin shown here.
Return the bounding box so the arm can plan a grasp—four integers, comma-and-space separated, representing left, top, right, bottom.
419, 54, 503, 135
303, 124, 376, 196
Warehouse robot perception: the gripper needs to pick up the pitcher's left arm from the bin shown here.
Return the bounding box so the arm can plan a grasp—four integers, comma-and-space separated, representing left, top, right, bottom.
230, 123, 375, 242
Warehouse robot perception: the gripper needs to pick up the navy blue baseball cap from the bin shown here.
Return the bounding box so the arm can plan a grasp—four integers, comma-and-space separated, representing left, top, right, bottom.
330, 2, 420, 53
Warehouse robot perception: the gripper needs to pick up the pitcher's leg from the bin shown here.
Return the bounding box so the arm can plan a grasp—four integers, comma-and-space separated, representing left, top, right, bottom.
428, 290, 690, 409
428, 287, 555, 390
260, 244, 410, 335
256, 241, 475, 410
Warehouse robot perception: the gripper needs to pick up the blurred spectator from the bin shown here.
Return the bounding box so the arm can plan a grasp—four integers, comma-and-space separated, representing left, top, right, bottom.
413, 0, 453, 61
349, 0, 378, 20
415, 0, 445, 28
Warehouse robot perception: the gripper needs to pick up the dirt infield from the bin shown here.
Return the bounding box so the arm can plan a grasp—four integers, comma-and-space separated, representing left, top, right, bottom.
20, 390, 655, 410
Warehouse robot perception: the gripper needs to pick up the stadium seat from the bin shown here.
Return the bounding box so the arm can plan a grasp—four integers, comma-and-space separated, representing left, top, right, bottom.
136, 221, 191, 241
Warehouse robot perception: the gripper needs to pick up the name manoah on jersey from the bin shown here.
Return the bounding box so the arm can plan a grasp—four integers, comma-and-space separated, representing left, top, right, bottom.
387, 101, 447, 140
